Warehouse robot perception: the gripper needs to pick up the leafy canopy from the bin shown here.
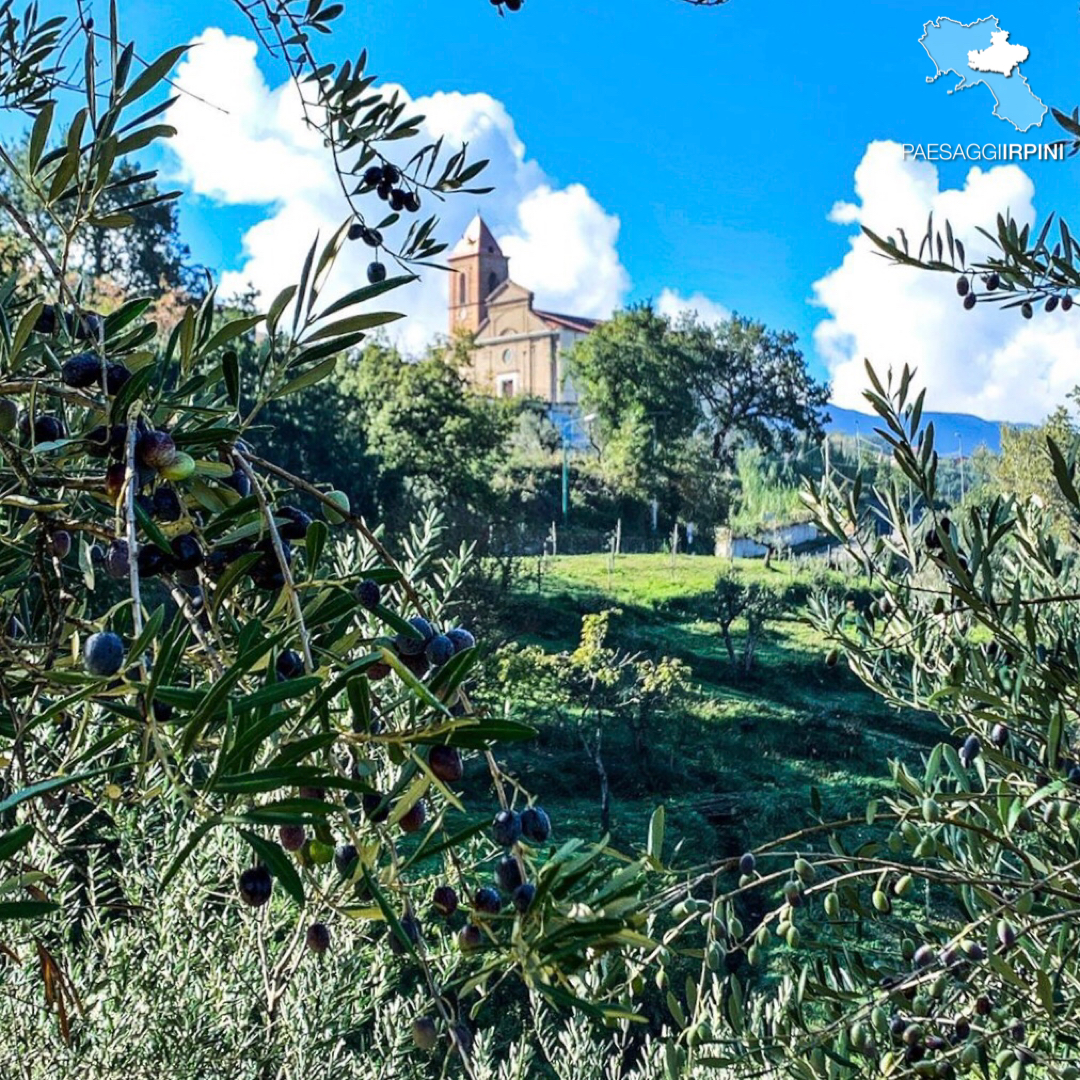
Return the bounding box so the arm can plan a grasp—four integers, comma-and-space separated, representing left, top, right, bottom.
567, 306, 829, 499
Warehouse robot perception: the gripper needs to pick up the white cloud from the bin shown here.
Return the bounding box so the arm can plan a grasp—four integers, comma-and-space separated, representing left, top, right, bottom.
813, 139, 1080, 423
655, 288, 731, 326
167, 30, 629, 354
500, 184, 628, 318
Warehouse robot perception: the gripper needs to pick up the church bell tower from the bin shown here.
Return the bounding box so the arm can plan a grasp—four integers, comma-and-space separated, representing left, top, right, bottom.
447, 214, 509, 333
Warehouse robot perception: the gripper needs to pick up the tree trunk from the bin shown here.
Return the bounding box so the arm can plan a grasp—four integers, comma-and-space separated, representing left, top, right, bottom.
721, 625, 737, 665
583, 726, 611, 834
742, 623, 758, 676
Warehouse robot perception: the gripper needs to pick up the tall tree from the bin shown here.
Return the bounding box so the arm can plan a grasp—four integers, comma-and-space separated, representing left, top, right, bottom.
81, 161, 191, 292
676, 313, 830, 464
567, 305, 829, 521
338, 338, 514, 523
0, 143, 191, 292
992, 406, 1078, 524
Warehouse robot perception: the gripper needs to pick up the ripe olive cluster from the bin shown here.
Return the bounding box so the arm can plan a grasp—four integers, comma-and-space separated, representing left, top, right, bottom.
361, 605, 477, 682
239, 741, 555, 1049
956, 273, 1075, 319
348, 162, 424, 286
34, 303, 103, 341
4, 302, 355, 680
359, 163, 421, 214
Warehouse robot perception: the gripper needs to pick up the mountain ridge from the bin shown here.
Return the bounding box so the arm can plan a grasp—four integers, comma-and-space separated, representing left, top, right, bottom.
823, 404, 1019, 455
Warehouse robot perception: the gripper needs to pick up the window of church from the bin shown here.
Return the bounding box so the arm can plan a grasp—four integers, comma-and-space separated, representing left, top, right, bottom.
502, 347, 513, 364
488, 271, 498, 295
458, 274, 467, 305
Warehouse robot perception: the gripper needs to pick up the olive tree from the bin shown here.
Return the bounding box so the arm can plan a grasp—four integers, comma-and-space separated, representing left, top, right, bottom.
648, 364, 1080, 1080
0, 4, 677, 1074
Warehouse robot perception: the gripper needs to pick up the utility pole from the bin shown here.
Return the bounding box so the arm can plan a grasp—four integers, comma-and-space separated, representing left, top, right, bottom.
561, 437, 569, 521
958, 435, 966, 502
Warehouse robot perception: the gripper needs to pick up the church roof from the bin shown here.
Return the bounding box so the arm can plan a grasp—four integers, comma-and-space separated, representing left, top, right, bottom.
535, 310, 601, 333
451, 214, 504, 258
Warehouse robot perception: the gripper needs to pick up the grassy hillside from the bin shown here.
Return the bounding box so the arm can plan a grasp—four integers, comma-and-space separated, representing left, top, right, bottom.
483, 553, 942, 869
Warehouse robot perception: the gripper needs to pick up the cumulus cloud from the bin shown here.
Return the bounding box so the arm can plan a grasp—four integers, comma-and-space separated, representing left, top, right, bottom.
655, 288, 731, 326
167, 29, 629, 353
814, 139, 1080, 423
500, 184, 629, 317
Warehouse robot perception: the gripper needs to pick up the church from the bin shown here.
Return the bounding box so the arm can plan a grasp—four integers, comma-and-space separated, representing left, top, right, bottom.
448, 215, 599, 405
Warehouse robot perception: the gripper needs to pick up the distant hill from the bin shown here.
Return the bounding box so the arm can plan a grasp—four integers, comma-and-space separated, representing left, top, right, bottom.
823, 404, 1017, 456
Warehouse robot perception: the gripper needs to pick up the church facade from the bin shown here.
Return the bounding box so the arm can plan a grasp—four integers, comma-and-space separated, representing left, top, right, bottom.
448, 215, 598, 404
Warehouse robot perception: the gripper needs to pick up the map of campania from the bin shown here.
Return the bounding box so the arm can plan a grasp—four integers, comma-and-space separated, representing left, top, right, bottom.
920, 16, 1047, 132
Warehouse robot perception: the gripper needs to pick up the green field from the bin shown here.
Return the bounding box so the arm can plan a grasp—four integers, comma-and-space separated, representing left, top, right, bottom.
486, 553, 942, 867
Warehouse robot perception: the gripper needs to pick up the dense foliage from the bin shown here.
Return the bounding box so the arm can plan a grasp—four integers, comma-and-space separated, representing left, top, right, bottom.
694, 367, 1080, 1079
0, 6, 680, 1076
5, 3, 1080, 1080
565, 305, 830, 530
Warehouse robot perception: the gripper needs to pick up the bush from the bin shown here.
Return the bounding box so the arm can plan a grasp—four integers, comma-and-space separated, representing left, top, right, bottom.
655, 368, 1080, 1079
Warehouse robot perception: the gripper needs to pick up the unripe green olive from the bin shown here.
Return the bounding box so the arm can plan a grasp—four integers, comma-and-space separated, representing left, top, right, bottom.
160, 451, 196, 482
995, 1049, 1016, 1071
324, 489, 350, 524
871, 1007, 889, 1035
305, 839, 334, 865
706, 942, 724, 971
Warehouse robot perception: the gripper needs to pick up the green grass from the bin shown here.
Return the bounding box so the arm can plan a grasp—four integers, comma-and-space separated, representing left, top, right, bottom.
485, 553, 942, 868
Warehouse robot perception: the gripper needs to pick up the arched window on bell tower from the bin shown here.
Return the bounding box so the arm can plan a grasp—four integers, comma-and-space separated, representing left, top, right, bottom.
488, 271, 498, 297
458, 273, 467, 306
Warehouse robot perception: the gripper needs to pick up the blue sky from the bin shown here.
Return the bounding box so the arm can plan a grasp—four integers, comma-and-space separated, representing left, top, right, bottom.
24, 1, 1080, 420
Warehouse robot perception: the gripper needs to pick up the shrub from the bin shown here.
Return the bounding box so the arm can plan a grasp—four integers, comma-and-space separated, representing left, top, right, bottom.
656, 367, 1080, 1079
0, 6, 675, 1072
